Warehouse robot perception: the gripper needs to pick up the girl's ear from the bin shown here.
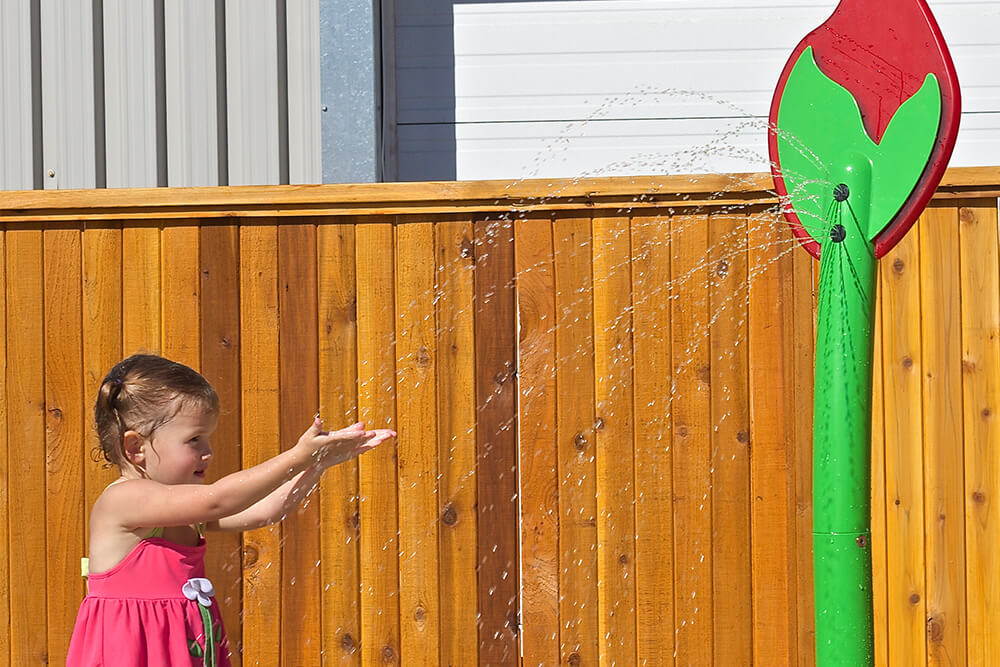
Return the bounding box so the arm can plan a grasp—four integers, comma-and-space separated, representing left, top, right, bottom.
123, 430, 145, 466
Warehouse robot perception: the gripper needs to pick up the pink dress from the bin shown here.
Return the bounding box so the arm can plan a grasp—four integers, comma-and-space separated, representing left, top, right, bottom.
67, 535, 230, 666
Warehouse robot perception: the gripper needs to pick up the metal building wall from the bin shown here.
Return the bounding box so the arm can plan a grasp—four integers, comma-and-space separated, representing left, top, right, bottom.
0, 0, 332, 190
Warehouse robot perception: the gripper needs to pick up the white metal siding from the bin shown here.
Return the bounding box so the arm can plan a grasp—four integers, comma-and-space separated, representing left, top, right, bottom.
41, 0, 97, 189
165, 1, 221, 187
395, 0, 1000, 180
104, 0, 158, 188
0, 1, 34, 190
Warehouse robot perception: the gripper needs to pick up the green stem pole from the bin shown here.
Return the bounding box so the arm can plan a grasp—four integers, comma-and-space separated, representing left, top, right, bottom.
812, 156, 877, 666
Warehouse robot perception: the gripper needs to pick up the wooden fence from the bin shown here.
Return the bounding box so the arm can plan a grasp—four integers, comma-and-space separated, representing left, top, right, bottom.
0, 168, 997, 666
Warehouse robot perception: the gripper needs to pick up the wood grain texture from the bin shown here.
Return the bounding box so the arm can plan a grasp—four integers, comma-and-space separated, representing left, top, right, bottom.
317, 219, 362, 665
959, 200, 1000, 667
669, 212, 713, 666
82, 225, 123, 527
881, 224, 927, 667
871, 274, 889, 667
199, 222, 244, 666
2, 166, 996, 223
278, 222, 322, 667
355, 221, 400, 666
43, 227, 85, 667
434, 219, 479, 667
791, 227, 815, 667
591, 214, 637, 664
161, 224, 201, 367
919, 204, 967, 666
473, 217, 519, 666
0, 227, 8, 664
122, 223, 161, 355
6, 228, 47, 666
552, 216, 599, 667
395, 219, 441, 665
630, 213, 675, 665
239, 223, 283, 666
747, 210, 796, 666
708, 212, 753, 666
514, 217, 559, 666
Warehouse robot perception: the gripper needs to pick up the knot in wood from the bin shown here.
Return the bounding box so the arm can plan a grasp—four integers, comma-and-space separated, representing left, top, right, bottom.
341, 633, 357, 653
242, 545, 259, 568
460, 236, 475, 260
441, 504, 458, 526
892, 258, 905, 275
416, 345, 431, 367
381, 645, 396, 663
573, 432, 587, 451
568, 652, 582, 666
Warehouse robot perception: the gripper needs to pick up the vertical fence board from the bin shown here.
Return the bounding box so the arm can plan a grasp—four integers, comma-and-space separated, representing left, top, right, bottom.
355, 221, 400, 666
669, 212, 713, 665
0, 227, 7, 665
881, 224, 927, 666
791, 231, 816, 667
103, 1, 158, 188
162, 224, 200, 366
277, 222, 322, 667
872, 277, 889, 667
6, 228, 46, 665
435, 219, 479, 667
747, 211, 796, 665
553, 216, 599, 666
708, 212, 752, 665
239, 222, 282, 666
318, 218, 362, 665
960, 199, 1000, 667
514, 217, 559, 666
919, 204, 967, 666
82, 224, 123, 522
164, 0, 219, 186
43, 227, 85, 667
631, 213, 675, 664
199, 222, 243, 667
122, 223, 161, 354
395, 220, 441, 664
473, 216, 519, 666
592, 214, 637, 664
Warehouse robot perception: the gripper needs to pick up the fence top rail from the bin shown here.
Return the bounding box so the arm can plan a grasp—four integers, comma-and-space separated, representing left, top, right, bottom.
0, 167, 996, 223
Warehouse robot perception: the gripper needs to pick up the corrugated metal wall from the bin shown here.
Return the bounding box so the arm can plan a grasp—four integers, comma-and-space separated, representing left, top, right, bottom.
0, 0, 322, 190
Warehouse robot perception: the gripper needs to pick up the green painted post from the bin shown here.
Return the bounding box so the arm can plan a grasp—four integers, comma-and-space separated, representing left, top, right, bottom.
811, 158, 876, 666
772, 45, 943, 666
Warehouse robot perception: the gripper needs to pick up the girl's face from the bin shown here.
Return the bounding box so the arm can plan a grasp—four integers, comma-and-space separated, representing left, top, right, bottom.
139, 402, 218, 485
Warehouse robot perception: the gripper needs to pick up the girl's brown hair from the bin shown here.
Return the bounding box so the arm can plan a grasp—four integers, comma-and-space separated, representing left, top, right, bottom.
94, 354, 219, 467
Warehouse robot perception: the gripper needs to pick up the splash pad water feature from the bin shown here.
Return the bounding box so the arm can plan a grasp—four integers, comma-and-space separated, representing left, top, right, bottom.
769, 0, 960, 664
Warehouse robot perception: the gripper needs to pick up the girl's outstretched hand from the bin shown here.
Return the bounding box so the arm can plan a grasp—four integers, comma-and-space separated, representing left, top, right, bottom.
295, 418, 395, 468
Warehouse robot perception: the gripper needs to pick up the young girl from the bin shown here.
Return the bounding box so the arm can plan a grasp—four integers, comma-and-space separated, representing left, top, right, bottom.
66, 354, 395, 666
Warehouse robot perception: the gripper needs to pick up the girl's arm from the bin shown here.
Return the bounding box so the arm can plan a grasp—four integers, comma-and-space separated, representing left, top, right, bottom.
208, 464, 324, 532
209, 424, 395, 531
95, 421, 386, 532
